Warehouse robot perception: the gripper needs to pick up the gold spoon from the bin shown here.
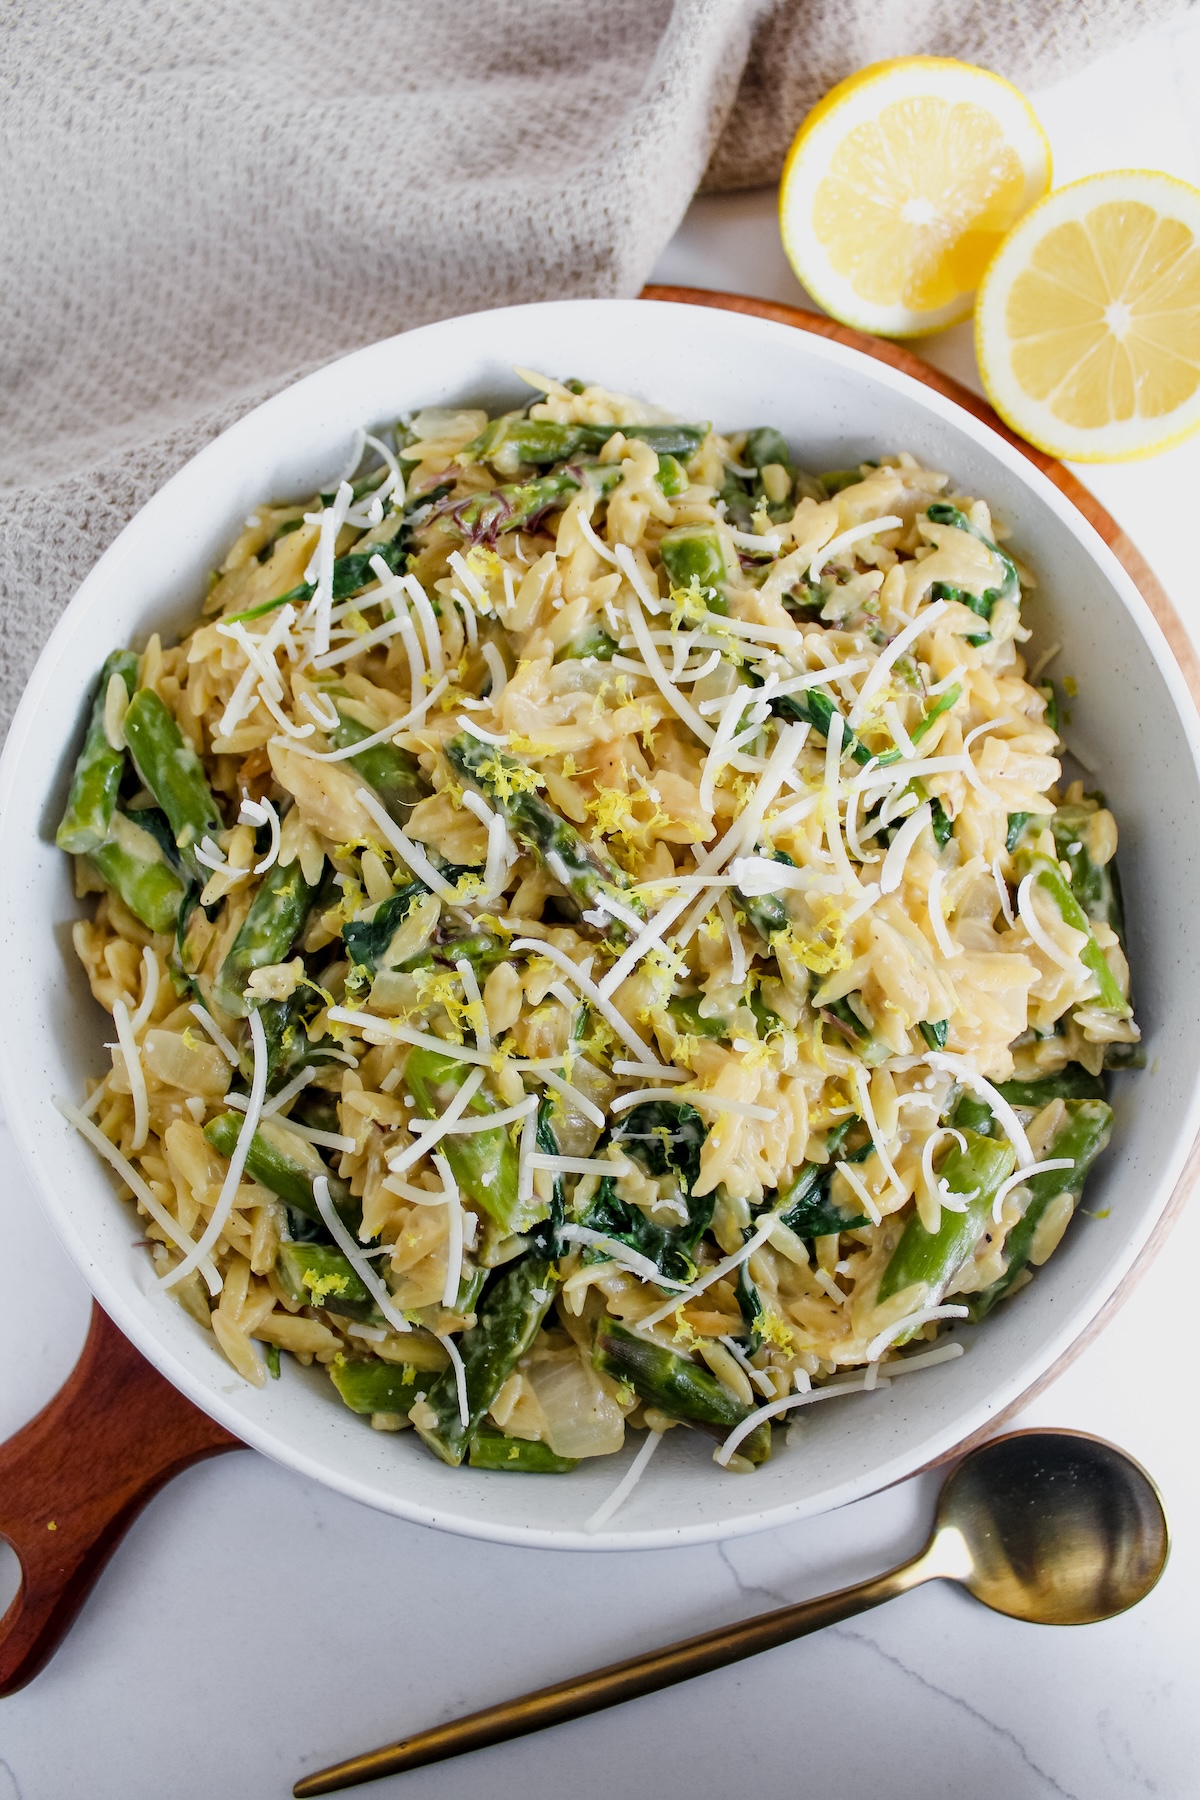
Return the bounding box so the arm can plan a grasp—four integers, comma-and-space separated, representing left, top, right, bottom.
293, 1428, 1168, 1797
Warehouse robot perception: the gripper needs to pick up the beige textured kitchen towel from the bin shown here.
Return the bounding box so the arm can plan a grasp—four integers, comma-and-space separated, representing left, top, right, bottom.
1, 0, 1189, 737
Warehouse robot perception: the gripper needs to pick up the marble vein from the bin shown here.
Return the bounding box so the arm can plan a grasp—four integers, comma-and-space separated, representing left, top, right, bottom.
715, 1539, 792, 1610
834, 1622, 1081, 1800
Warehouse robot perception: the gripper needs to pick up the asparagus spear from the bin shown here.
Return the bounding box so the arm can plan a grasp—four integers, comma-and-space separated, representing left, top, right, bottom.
413, 1256, 558, 1466
744, 426, 813, 515
327, 709, 431, 824
876, 1130, 1016, 1307
593, 1321, 771, 1464
277, 1242, 379, 1321
88, 809, 189, 934
1051, 802, 1124, 938
743, 427, 791, 473
468, 1423, 578, 1472
659, 525, 728, 609
464, 416, 586, 468
56, 650, 140, 853
554, 624, 618, 663
1014, 848, 1131, 1016
445, 732, 642, 943
949, 1090, 995, 1136
464, 416, 708, 470
818, 469, 860, 494
404, 930, 508, 979
282, 1221, 480, 1322
212, 859, 321, 1018
123, 687, 223, 880
601, 423, 708, 457
911, 683, 962, 748
968, 1099, 1113, 1319
204, 1111, 359, 1231
403, 1048, 535, 1235
329, 1356, 420, 1415
655, 454, 689, 498
995, 1066, 1106, 1109
719, 429, 803, 529
453, 471, 583, 541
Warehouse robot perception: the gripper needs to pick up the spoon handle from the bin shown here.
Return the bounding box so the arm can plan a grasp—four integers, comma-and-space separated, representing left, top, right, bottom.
293, 1540, 945, 1796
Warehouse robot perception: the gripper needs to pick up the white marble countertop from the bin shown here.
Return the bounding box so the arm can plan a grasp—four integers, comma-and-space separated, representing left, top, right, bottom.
5, 15, 1200, 1797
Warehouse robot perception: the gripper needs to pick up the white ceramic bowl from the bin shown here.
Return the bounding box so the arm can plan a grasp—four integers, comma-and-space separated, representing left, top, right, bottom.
3, 298, 1199, 1550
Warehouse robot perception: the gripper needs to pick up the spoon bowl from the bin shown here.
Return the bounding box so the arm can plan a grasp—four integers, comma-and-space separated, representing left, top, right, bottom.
937, 1428, 1170, 1625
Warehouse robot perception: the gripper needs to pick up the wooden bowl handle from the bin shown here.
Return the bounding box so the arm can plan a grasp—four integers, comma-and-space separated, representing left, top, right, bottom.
0, 1302, 240, 1695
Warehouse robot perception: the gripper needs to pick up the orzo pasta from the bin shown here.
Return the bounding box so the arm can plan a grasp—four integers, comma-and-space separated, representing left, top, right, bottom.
56, 371, 1138, 1483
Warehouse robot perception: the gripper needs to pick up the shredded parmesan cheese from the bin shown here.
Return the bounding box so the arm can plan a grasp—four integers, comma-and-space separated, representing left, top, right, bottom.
1017, 873, 1083, 970
865, 1303, 969, 1362
926, 869, 960, 960
510, 937, 658, 1063
111, 999, 149, 1151
55, 1096, 221, 1295
558, 1224, 690, 1289
387, 1067, 486, 1176
638, 1215, 776, 1328
437, 1330, 470, 1428
624, 593, 715, 746
990, 1157, 1075, 1225
880, 802, 932, 895
584, 1428, 664, 1532
924, 1052, 1034, 1170
849, 597, 948, 728
312, 1174, 411, 1334
433, 1152, 465, 1310
353, 787, 461, 902
810, 515, 903, 585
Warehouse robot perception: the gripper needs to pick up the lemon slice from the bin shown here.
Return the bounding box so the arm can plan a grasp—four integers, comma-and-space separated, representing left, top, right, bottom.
976, 168, 1200, 462
779, 57, 1051, 338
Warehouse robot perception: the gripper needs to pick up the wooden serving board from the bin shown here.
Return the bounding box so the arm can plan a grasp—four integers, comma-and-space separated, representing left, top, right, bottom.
2, 286, 1196, 1700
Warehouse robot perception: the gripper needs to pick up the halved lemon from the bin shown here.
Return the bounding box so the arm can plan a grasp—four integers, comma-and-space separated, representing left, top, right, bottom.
779, 57, 1051, 338
976, 168, 1200, 461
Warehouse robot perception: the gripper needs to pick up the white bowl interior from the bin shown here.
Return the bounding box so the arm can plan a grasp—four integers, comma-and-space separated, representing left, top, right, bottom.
3, 298, 1199, 1549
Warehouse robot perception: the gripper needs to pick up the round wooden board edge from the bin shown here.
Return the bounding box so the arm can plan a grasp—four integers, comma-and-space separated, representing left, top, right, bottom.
640, 283, 1199, 1463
